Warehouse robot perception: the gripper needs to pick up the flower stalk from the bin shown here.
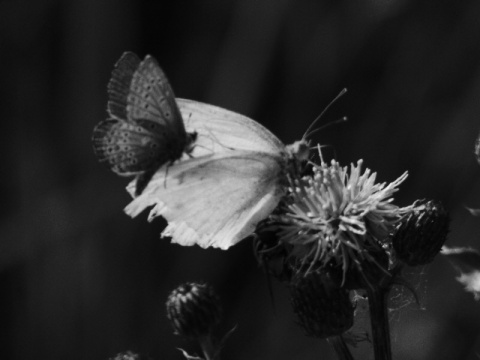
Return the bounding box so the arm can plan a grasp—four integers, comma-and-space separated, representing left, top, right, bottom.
366, 285, 392, 360
198, 334, 218, 360
327, 336, 355, 360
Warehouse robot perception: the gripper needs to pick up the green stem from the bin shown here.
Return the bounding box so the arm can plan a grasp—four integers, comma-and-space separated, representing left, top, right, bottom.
327, 336, 355, 360
198, 334, 218, 360
366, 287, 391, 360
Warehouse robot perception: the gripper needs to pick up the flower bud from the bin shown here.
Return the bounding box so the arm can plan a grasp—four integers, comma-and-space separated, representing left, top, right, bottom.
289, 271, 354, 338
392, 199, 449, 266
166, 282, 222, 339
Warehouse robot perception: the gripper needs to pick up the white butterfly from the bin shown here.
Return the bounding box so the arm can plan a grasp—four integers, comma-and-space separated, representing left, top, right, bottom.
124, 99, 309, 250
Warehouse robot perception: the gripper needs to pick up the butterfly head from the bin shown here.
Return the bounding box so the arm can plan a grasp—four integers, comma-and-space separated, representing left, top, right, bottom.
286, 139, 310, 162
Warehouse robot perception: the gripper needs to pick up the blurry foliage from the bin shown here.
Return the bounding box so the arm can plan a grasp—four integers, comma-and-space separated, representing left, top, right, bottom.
1, 0, 480, 359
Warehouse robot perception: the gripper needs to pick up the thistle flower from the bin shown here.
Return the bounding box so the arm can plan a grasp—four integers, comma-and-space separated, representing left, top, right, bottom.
259, 159, 410, 280
289, 270, 354, 338
392, 199, 450, 266
166, 282, 222, 340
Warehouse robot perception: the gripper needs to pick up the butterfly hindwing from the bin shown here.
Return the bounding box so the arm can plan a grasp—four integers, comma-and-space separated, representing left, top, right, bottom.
92, 118, 175, 176
124, 151, 287, 249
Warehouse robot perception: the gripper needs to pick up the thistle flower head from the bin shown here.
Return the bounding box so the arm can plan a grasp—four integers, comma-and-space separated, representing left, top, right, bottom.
259, 159, 410, 281
392, 199, 449, 266
290, 270, 354, 338
166, 282, 222, 340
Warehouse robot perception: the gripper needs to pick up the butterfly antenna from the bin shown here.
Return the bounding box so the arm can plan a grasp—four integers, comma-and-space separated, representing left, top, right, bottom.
302, 88, 348, 140
305, 116, 348, 139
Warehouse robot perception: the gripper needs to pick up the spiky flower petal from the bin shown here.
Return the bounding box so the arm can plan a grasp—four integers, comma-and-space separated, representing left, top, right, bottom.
260, 159, 409, 278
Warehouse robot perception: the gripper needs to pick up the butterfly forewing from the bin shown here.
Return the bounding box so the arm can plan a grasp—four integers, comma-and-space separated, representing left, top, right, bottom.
177, 98, 286, 156
127, 56, 186, 136
107, 52, 142, 121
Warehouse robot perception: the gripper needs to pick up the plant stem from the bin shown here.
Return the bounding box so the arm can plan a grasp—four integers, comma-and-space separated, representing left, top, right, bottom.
327, 336, 355, 360
366, 287, 391, 360
199, 334, 218, 360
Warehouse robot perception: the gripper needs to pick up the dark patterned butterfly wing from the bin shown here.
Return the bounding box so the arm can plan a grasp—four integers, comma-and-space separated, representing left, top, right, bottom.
128, 55, 187, 136
107, 52, 141, 121
92, 117, 185, 194
93, 52, 195, 195
92, 118, 172, 174
108, 52, 187, 140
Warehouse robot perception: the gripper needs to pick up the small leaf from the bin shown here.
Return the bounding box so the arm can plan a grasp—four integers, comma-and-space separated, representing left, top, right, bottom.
466, 207, 480, 216
441, 246, 480, 300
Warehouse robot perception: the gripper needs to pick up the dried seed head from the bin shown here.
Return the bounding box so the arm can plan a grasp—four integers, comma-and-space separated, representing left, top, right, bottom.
166, 282, 222, 340
289, 270, 354, 338
392, 199, 450, 266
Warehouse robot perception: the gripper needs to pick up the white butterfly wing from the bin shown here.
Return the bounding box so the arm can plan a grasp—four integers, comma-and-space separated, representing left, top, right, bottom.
177, 98, 286, 156
124, 151, 286, 249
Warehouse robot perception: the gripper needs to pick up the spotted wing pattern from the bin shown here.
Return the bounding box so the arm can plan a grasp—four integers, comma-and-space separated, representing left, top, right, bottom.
93, 52, 192, 195
92, 118, 175, 176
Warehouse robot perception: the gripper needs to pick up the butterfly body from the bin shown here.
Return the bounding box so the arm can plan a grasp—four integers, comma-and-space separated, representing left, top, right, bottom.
92, 52, 196, 195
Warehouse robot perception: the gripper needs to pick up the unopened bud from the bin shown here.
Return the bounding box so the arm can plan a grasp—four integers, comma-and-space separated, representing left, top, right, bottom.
392, 199, 449, 266
166, 282, 222, 339
290, 271, 354, 338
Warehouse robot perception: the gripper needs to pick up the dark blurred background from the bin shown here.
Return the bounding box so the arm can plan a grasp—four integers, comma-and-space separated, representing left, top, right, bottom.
2, 0, 480, 359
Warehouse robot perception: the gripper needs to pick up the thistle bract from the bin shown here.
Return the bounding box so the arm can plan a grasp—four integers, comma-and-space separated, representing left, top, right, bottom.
290, 270, 354, 338
166, 282, 222, 339
392, 199, 449, 266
